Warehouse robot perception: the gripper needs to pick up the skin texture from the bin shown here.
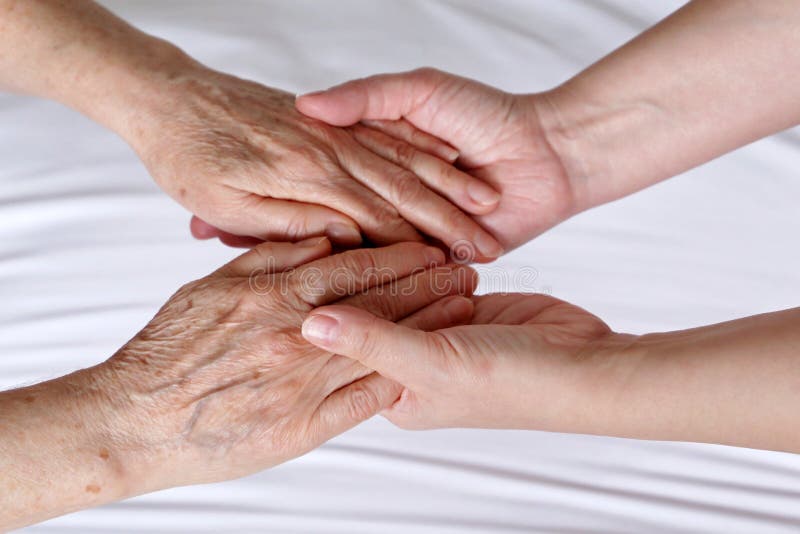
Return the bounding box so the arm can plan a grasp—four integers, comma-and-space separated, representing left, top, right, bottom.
297, 0, 800, 454
0, 239, 478, 529
303, 296, 800, 454
297, 68, 574, 253
302, 293, 618, 431
0, 0, 503, 259
295, 2, 800, 251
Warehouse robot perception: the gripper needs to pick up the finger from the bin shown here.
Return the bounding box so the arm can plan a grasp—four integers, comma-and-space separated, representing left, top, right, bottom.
218, 234, 265, 248
303, 176, 423, 246
350, 124, 500, 215
191, 216, 265, 248
302, 304, 445, 385
339, 264, 478, 322
296, 68, 445, 127
314, 372, 402, 437
359, 118, 458, 163
320, 272, 476, 397
190, 216, 222, 239
399, 295, 474, 331
215, 237, 332, 278
205, 194, 364, 247
289, 242, 445, 306
338, 147, 504, 261
320, 294, 476, 389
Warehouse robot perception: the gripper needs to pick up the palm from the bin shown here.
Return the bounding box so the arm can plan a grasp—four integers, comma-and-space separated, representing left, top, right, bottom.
469, 293, 609, 340
383, 293, 610, 429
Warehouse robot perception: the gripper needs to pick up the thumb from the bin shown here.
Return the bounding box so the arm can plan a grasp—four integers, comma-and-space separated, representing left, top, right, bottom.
295, 68, 443, 127
301, 304, 445, 386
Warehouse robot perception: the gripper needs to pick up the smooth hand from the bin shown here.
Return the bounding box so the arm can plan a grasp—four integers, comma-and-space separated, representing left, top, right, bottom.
296, 68, 576, 253
301, 292, 627, 431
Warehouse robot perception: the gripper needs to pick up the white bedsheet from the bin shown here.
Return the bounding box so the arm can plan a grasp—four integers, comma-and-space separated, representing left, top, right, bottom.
3, 1, 800, 532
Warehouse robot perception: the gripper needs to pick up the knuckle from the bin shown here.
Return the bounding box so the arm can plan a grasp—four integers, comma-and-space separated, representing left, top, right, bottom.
345, 385, 380, 421
388, 171, 425, 207
393, 141, 418, 168
442, 205, 474, 234
370, 202, 404, 229
347, 248, 379, 274
413, 66, 441, 80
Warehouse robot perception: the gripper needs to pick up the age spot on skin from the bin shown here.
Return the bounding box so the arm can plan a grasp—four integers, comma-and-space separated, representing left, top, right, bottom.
99, 448, 110, 460
85, 484, 101, 494
23, 395, 35, 403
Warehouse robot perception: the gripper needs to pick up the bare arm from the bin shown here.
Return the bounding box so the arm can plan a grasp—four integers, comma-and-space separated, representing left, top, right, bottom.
0, 0, 503, 258
0, 240, 475, 529
302, 296, 800, 454
297, 0, 800, 249
541, 0, 800, 211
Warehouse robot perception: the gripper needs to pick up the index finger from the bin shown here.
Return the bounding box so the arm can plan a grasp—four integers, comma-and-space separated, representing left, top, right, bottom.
289, 242, 445, 306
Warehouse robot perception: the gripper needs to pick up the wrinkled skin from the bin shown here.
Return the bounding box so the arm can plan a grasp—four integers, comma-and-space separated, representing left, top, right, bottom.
132, 66, 502, 258
95, 239, 477, 491
303, 293, 630, 432
296, 67, 576, 254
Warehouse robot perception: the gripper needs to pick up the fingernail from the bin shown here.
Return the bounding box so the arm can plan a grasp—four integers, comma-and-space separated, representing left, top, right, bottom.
297, 236, 328, 247
474, 234, 504, 260
467, 181, 501, 206
326, 223, 362, 245
424, 246, 446, 266
442, 147, 460, 163
302, 314, 340, 344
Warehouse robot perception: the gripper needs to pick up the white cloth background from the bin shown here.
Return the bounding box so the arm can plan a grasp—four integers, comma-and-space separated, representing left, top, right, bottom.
3, 1, 800, 532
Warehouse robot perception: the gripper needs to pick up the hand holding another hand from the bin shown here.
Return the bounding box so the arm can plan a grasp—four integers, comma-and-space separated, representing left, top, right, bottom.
2, 239, 478, 529
301, 293, 627, 432
125, 64, 503, 259
297, 68, 578, 252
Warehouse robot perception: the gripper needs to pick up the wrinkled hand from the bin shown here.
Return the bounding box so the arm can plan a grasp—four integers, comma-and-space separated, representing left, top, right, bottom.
301, 292, 630, 432
128, 65, 502, 259
296, 67, 575, 254
95, 239, 477, 491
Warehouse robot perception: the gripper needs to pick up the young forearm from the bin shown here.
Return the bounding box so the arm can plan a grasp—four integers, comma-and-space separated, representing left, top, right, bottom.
538, 0, 800, 212
595, 307, 800, 452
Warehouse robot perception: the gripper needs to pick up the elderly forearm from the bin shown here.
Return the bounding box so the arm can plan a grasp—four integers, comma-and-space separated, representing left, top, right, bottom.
0, 365, 140, 530
538, 0, 800, 212
0, 0, 195, 143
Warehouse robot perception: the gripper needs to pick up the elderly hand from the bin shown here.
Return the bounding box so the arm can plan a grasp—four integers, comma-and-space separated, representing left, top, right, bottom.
296, 68, 576, 255
1, 239, 477, 529
126, 65, 503, 259
301, 292, 623, 431
107, 239, 477, 485
0, 1, 502, 259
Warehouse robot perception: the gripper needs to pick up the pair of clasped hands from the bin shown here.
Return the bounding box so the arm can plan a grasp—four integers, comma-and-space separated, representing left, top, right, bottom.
8, 1, 800, 528
113, 67, 603, 492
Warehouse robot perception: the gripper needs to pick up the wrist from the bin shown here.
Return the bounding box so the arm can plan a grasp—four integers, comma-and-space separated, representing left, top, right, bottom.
55, 35, 203, 149
531, 83, 666, 213
0, 366, 145, 528
529, 88, 608, 215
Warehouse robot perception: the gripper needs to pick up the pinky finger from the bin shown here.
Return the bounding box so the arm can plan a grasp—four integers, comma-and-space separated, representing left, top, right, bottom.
191, 216, 264, 248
